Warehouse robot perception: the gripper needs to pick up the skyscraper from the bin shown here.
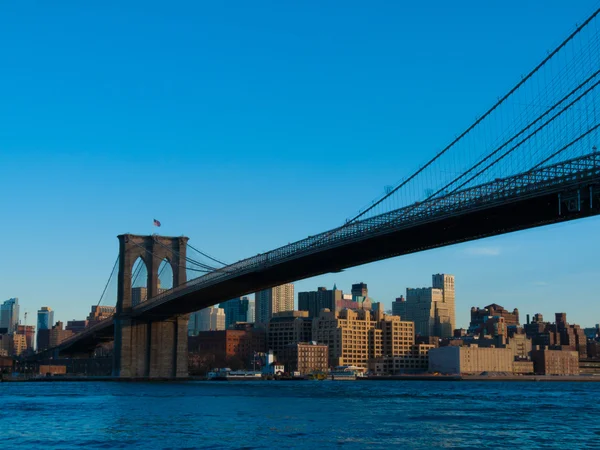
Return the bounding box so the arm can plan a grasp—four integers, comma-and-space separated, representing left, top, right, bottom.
432, 274, 455, 336
0, 298, 20, 334
132, 280, 167, 307
247, 299, 255, 323
188, 307, 226, 335
393, 274, 455, 338
351, 283, 368, 300
37, 306, 54, 351
220, 297, 255, 328
255, 284, 294, 325
298, 286, 343, 318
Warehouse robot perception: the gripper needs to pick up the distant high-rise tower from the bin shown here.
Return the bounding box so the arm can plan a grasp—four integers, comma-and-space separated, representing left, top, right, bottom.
432, 274, 455, 336
298, 286, 343, 318
351, 283, 368, 301
256, 284, 294, 324
220, 297, 255, 328
394, 274, 456, 338
247, 299, 255, 323
36, 306, 54, 351
132, 280, 167, 307
188, 307, 226, 335
0, 298, 20, 334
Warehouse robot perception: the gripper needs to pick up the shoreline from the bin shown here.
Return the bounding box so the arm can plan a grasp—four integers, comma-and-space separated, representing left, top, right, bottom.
3, 374, 600, 382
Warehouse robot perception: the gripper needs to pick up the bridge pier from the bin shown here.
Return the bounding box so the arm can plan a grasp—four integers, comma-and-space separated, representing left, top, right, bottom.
149, 315, 189, 378
113, 314, 189, 378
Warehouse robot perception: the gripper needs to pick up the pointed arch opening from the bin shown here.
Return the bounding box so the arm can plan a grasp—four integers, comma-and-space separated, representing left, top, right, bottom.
158, 258, 174, 292
131, 257, 149, 306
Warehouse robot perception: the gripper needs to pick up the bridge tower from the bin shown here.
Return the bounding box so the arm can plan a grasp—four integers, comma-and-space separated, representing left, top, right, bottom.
112, 234, 190, 379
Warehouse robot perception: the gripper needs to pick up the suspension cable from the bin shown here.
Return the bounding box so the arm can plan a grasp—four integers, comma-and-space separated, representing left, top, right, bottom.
345, 6, 600, 225
410, 70, 600, 209
187, 243, 227, 266
96, 255, 119, 307
150, 238, 219, 272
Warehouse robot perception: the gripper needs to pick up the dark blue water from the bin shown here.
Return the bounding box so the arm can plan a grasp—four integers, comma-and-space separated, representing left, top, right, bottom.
2, 380, 600, 449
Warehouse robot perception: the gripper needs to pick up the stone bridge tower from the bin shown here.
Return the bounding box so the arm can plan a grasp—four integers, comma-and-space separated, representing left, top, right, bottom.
113, 234, 190, 378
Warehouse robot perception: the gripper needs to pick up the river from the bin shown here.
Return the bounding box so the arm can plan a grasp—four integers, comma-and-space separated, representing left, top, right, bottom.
2, 380, 599, 449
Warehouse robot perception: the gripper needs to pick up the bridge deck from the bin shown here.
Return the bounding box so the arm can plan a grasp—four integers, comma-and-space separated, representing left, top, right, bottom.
135, 151, 600, 316
53, 152, 600, 353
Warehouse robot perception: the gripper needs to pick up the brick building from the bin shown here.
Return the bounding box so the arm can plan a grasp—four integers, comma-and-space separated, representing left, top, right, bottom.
267, 311, 313, 358
470, 304, 519, 330
525, 313, 587, 357
281, 342, 329, 375
531, 349, 579, 375
188, 328, 266, 368
369, 343, 435, 374
66, 320, 88, 334
87, 305, 116, 326
49, 322, 74, 348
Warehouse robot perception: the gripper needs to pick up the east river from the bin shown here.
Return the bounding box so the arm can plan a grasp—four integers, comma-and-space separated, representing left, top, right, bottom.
2, 380, 600, 449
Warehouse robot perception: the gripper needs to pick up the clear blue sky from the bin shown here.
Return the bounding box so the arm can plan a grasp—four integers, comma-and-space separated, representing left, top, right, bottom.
2, 0, 600, 328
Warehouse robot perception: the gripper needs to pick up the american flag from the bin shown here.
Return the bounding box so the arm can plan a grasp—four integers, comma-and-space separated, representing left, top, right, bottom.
153, 219, 161, 227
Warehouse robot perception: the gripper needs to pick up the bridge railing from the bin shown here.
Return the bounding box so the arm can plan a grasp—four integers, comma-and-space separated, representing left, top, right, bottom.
134, 151, 600, 315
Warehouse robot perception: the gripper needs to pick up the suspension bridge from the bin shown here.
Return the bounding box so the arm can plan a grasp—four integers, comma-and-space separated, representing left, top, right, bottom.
34, 8, 600, 378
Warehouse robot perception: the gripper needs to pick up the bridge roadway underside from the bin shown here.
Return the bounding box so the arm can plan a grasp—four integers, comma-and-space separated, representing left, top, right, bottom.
141, 184, 600, 318
61, 182, 600, 356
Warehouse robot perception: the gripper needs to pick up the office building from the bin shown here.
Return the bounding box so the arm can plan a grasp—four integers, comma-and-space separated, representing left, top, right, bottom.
281, 342, 329, 375
0, 335, 10, 356
391, 295, 405, 317
37, 306, 55, 351
432, 274, 455, 334
37, 307, 54, 331
531, 349, 580, 375
369, 343, 435, 374
188, 328, 266, 369
428, 345, 514, 374
298, 287, 343, 318
247, 299, 255, 323
267, 311, 313, 358
16, 325, 35, 352
12, 333, 27, 356
220, 297, 255, 328
255, 284, 294, 324
299, 285, 375, 318
87, 305, 116, 326
66, 320, 88, 334
189, 307, 226, 335
312, 309, 415, 369
393, 274, 455, 338
0, 298, 19, 334
470, 304, 519, 330
132, 281, 167, 307
49, 321, 74, 348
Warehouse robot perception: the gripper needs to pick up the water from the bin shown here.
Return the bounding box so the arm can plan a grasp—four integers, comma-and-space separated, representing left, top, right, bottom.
2, 380, 600, 449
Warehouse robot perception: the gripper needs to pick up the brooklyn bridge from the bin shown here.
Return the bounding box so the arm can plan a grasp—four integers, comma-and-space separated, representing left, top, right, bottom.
32, 8, 600, 378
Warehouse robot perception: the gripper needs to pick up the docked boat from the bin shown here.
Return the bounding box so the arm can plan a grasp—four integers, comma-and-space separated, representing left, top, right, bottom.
207, 368, 262, 380
330, 365, 367, 381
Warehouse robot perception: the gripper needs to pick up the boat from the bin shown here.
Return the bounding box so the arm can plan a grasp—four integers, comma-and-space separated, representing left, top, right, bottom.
330, 365, 367, 381
207, 368, 262, 380
307, 371, 327, 381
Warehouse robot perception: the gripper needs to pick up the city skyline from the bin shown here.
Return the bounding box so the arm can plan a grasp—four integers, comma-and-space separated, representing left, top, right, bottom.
2, 1, 600, 328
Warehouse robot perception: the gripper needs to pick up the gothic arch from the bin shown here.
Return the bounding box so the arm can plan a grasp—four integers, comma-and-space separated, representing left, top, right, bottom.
116, 234, 189, 312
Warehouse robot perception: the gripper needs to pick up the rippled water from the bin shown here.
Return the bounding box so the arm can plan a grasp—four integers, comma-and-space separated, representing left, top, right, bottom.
2, 380, 600, 449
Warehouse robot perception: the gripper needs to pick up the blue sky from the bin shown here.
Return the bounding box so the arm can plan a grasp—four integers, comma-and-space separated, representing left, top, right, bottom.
1, 0, 600, 328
